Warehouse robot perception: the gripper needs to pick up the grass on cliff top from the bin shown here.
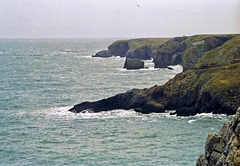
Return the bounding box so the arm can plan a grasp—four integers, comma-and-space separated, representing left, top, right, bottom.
200, 63, 240, 95
127, 38, 171, 50
195, 35, 240, 69
182, 34, 239, 70
111, 38, 171, 50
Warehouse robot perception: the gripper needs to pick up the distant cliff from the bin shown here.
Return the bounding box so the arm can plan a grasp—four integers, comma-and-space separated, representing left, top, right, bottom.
94, 35, 236, 71
94, 38, 170, 60
153, 34, 235, 70
69, 34, 240, 116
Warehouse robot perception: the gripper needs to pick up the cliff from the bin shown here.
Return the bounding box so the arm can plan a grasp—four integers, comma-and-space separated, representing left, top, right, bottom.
69, 35, 240, 116
197, 107, 240, 166
182, 34, 236, 71
103, 35, 236, 70
152, 34, 236, 70
107, 38, 170, 60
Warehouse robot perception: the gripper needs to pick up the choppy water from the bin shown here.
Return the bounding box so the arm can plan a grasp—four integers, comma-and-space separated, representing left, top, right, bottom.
0, 39, 234, 166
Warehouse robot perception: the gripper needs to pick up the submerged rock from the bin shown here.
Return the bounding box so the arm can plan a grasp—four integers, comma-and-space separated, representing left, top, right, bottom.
197, 107, 240, 166
92, 50, 113, 58
123, 58, 144, 70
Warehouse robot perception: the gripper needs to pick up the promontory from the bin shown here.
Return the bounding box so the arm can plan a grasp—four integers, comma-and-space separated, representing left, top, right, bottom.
69, 34, 240, 116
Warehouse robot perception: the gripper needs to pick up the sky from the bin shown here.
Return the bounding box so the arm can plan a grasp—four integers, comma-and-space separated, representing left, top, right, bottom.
0, 0, 239, 38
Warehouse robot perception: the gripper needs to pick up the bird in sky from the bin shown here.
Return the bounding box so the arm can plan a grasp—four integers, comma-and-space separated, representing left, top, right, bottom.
137, 4, 140, 7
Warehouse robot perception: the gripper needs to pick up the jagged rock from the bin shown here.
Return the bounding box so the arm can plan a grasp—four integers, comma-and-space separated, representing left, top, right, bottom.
196, 107, 240, 166
69, 89, 164, 114
92, 50, 113, 58
123, 58, 144, 70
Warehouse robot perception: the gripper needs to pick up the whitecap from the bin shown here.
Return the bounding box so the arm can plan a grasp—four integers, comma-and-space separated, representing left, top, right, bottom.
188, 119, 197, 124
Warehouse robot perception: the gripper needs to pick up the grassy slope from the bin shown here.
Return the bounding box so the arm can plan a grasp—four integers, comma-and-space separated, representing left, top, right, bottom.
195, 35, 240, 69
127, 38, 171, 50
182, 34, 237, 70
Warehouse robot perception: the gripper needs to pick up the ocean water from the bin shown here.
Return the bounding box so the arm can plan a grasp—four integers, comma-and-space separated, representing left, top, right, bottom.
0, 39, 234, 166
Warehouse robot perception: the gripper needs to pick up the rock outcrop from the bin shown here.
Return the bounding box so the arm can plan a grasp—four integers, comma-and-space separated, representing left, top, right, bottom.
197, 107, 240, 166
69, 35, 240, 116
92, 50, 112, 58
108, 40, 129, 57
94, 38, 170, 60
69, 88, 164, 114
123, 58, 144, 70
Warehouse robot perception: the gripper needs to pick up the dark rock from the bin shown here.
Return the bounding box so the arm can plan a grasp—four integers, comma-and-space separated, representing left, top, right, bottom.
108, 40, 129, 57
123, 58, 144, 70
126, 46, 152, 60
167, 66, 174, 70
69, 89, 164, 114
196, 107, 240, 166
92, 50, 113, 58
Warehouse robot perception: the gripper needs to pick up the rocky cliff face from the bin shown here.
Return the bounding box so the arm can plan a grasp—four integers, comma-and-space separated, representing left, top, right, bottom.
152, 35, 236, 70
106, 38, 170, 60
182, 35, 235, 71
153, 36, 187, 68
69, 35, 240, 116
108, 40, 129, 57
126, 46, 152, 60
197, 107, 240, 166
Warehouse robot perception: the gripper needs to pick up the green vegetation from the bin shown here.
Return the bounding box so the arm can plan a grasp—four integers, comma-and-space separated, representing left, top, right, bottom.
195, 35, 240, 69
127, 38, 171, 50
182, 34, 237, 70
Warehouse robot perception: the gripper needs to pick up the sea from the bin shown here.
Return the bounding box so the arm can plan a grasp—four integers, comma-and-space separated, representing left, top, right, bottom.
0, 38, 234, 166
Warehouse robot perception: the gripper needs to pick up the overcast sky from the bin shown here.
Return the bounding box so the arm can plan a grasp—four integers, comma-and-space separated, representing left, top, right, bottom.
0, 0, 239, 38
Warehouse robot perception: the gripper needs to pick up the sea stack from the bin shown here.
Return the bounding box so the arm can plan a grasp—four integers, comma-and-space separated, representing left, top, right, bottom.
123, 58, 144, 70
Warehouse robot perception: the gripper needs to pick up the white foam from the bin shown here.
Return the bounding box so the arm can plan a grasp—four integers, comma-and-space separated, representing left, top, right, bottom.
195, 112, 214, 117
40, 107, 141, 120
82, 55, 93, 58
118, 67, 158, 72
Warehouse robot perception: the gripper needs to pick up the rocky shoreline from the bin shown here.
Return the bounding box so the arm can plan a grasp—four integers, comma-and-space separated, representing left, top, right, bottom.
69, 34, 240, 116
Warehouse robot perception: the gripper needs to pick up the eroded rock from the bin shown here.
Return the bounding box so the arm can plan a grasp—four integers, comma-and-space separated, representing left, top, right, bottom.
196, 107, 240, 166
